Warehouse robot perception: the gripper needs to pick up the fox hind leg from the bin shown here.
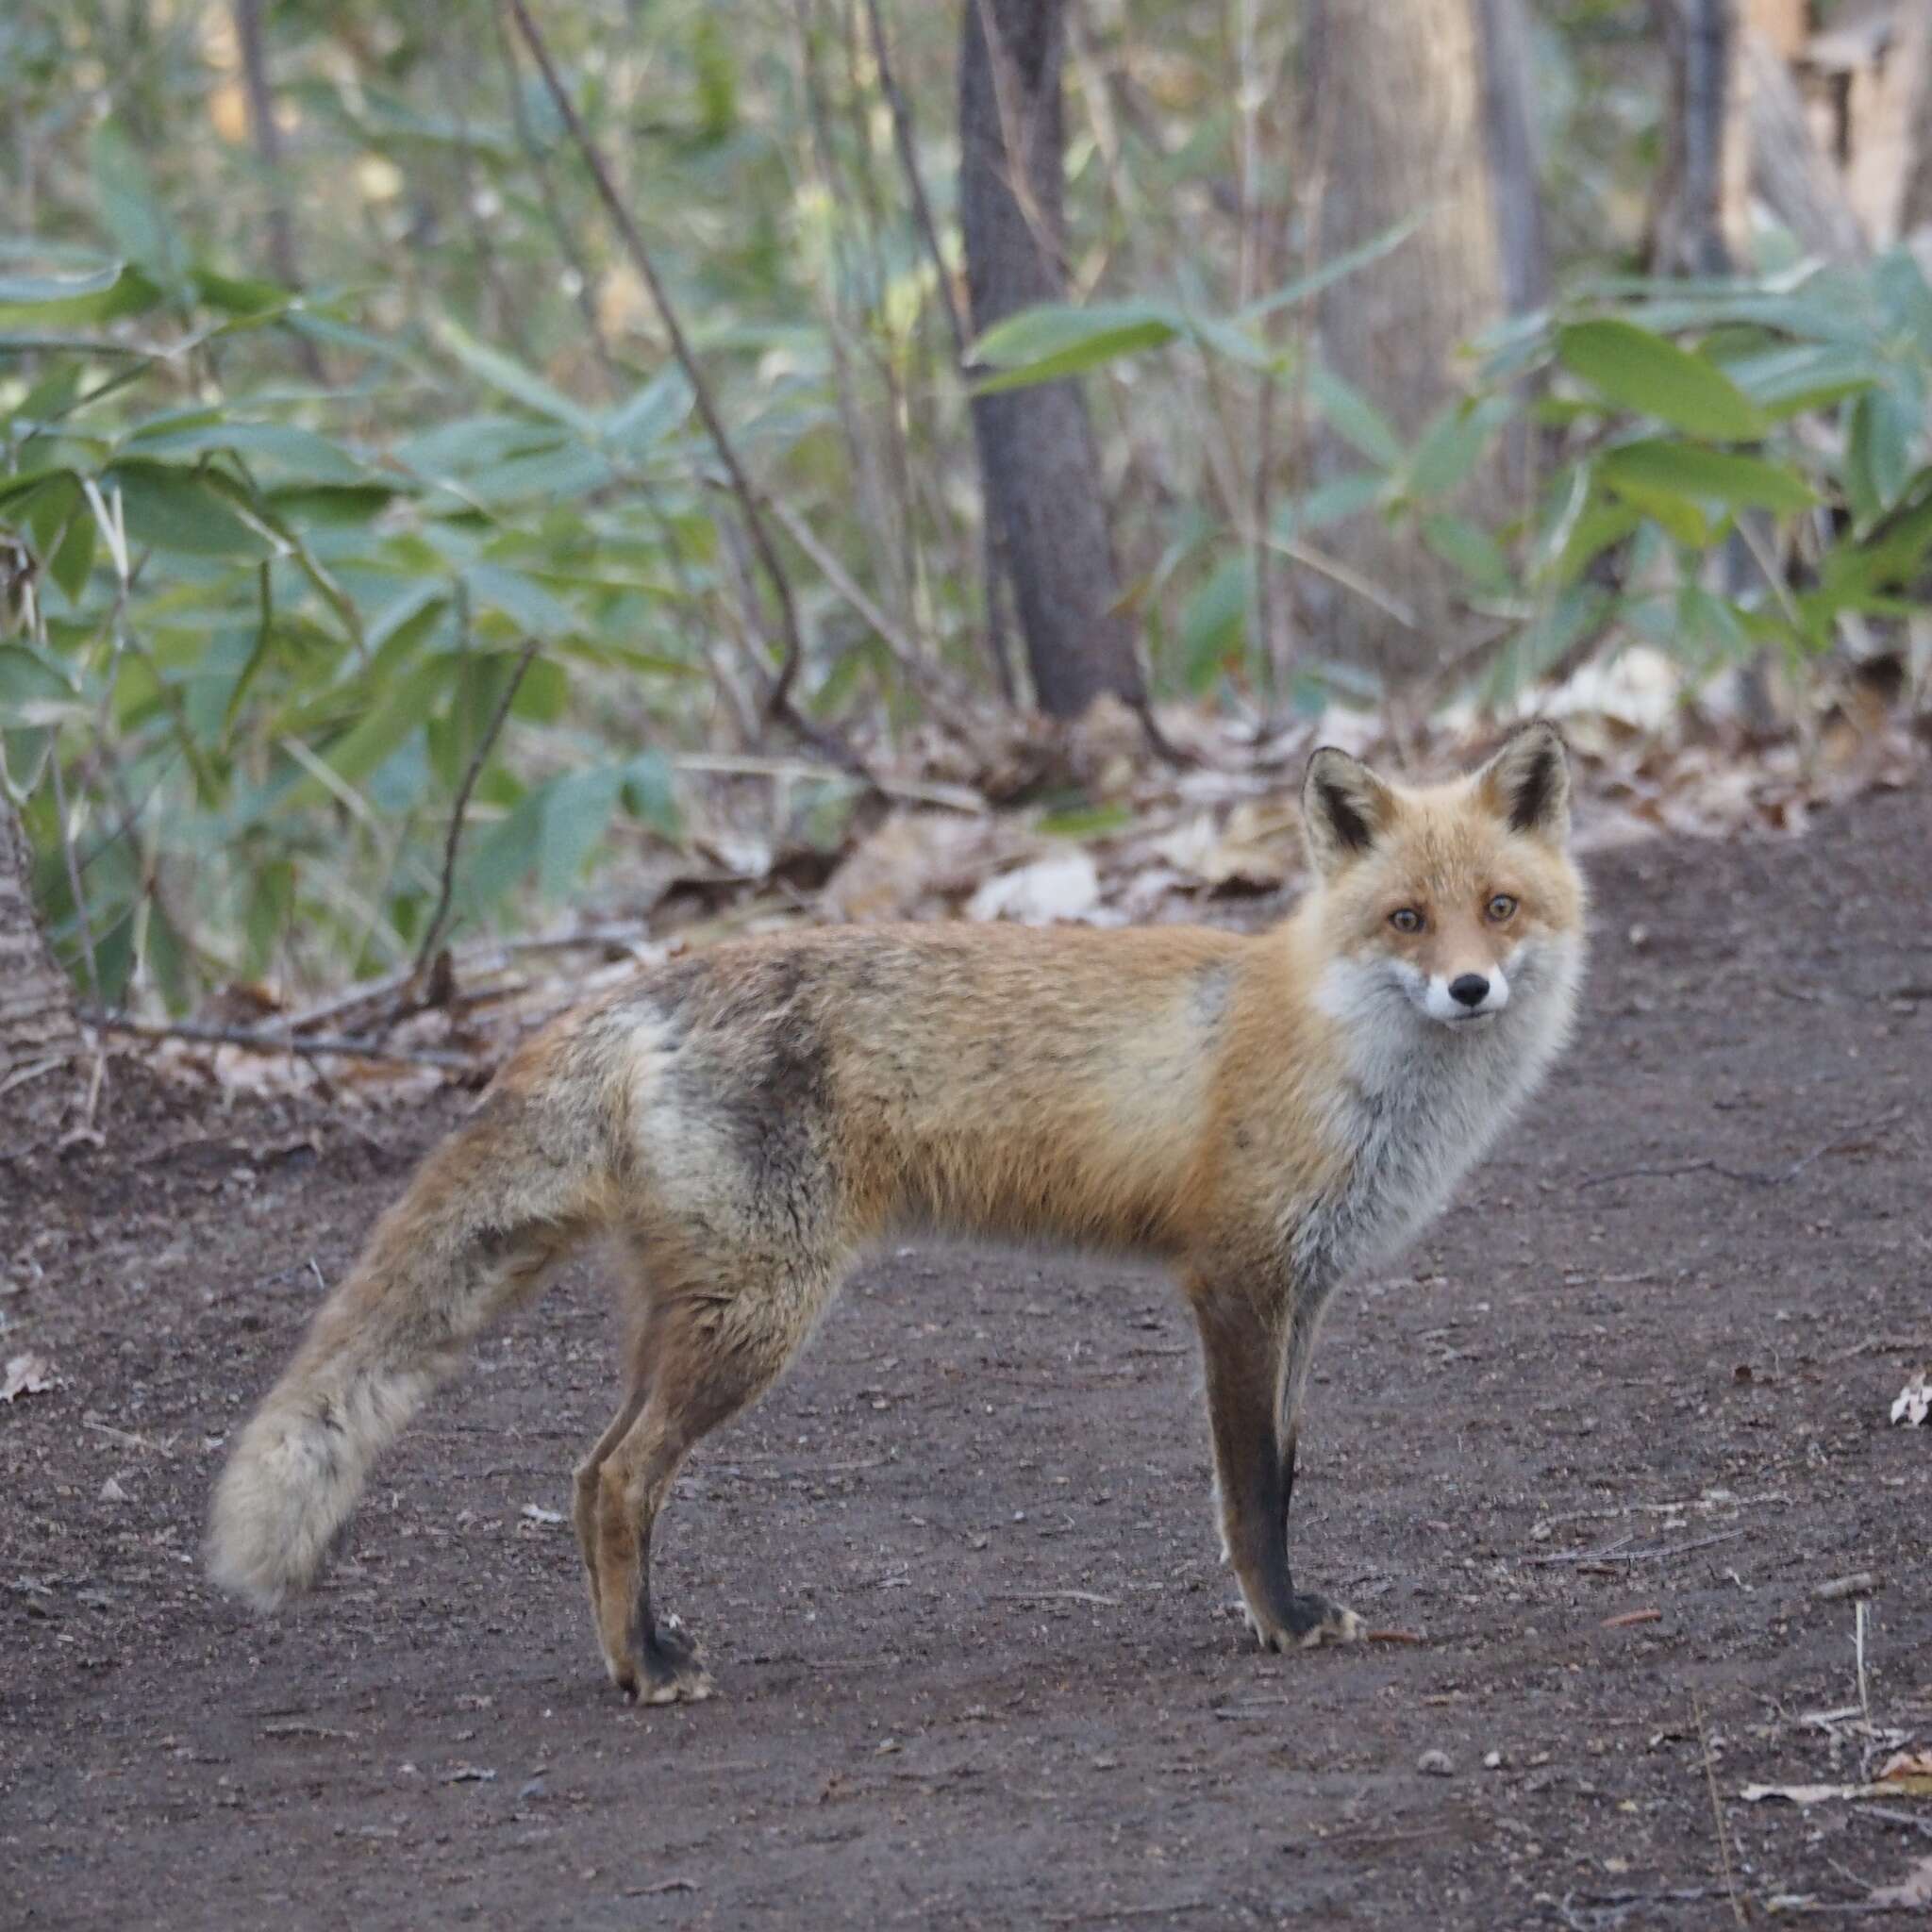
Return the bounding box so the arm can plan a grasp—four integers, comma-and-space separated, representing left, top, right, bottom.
587, 1261, 833, 1703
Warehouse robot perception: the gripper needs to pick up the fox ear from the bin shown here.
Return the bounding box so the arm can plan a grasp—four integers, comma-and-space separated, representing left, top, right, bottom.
1301, 747, 1396, 877
1477, 721, 1571, 840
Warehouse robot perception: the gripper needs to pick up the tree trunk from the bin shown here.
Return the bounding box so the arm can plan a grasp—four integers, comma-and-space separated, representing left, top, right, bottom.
1648, 0, 1749, 276
1473, 0, 1550, 318
1298, 0, 1511, 684
1743, 30, 1865, 262
0, 798, 82, 1103
958, 0, 1143, 719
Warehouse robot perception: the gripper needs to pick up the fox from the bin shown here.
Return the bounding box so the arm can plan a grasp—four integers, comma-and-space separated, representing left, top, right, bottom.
208, 722, 1586, 1704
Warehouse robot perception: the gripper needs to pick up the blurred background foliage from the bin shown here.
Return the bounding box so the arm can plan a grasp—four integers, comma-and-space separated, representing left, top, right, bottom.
1, 0, 1928, 1015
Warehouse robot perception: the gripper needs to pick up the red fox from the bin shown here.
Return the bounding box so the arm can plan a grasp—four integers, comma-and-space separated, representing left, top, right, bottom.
209, 724, 1585, 1703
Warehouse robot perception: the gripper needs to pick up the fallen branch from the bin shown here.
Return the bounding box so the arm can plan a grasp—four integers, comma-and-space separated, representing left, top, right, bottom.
1694, 1690, 1747, 1929
1577, 1108, 1901, 1191
991, 1588, 1122, 1608
1521, 1527, 1747, 1568
504, 0, 869, 782
82, 1008, 481, 1071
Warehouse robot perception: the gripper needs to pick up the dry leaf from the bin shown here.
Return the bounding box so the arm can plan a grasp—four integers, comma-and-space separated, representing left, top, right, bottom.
1876, 1751, 1932, 1797
966, 851, 1102, 925
520, 1503, 563, 1525
1892, 1373, 1931, 1426
1739, 1783, 1868, 1806
0, 1354, 58, 1404
1871, 1855, 1932, 1908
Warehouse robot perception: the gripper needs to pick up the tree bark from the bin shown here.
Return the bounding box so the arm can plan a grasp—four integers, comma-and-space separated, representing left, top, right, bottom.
1473, 0, 1550, 318
0, 798, 82, 1102
1299, 0, 1512, 684
958, 0, 1143, 719
1742, 31, 1865, 262
1648, 0, 1749, 276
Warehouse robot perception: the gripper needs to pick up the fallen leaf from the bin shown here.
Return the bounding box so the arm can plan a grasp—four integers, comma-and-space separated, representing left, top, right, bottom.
1, 1354, 58, 1403
520, 1503, 563, 1525
965, 850, 1102, 925
1877, 1751, 1932, 1797
1891, 1373, 1930, 1426
1871, 1855, 1932, 1908
441, 1764, 496, 1784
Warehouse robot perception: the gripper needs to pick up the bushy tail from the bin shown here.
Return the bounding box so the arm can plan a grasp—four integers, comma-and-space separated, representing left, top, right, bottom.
207, 1055, 616, 1608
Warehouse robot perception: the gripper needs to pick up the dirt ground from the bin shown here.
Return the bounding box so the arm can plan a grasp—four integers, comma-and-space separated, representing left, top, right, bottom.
4, 783, 1931, 1930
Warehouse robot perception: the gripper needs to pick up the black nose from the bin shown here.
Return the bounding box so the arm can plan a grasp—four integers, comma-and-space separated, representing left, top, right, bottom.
1448, 974, 1491, 1008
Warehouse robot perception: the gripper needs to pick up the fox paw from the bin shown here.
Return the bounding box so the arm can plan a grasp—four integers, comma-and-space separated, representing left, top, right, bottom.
1242, 1591, 1363, 1653
614, 1617, 716, 1706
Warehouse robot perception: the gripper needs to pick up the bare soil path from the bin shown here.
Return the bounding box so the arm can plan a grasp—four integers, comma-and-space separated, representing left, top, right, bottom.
4, 785, 1930, 1929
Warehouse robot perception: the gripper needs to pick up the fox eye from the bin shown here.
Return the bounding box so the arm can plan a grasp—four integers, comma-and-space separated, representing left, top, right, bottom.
1486, 893, 1519, 922
1389, 908, 1424, 934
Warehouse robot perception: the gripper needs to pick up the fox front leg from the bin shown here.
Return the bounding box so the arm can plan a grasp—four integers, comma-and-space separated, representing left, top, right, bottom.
1189, 1286, 1361, 1651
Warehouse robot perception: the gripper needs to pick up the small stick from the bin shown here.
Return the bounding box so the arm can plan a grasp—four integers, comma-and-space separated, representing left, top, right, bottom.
991, 1589, 1121, 1608
1693, 1690, 1747, 1927
414, 633, 541, 976
1603, 1607, 1663, 1629
1578, 1108, 1902, 1191
1521, 1527, 1747, 1568
1855, 1599, 1871, 1723
504, 0, 867, 778
82, 1009, 479, 1071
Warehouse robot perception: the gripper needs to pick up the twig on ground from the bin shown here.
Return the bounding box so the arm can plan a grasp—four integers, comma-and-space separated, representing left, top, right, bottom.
1044, 1904, 1210, 1925
1577, 1109, 1902, 1191
82, 1009, 480, 1071
991, 1589, 1122, 1608
414, 633, 541, 979
504, 0, 869, 780
1521, 1527, 1748, 1568
1856, 1599, 1871, 1723
1694, 1690, 1748, 1927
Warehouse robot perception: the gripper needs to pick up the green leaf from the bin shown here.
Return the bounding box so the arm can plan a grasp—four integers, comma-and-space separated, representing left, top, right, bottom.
1403, 395, 1517, 501
464, 766, 623, 911
1480, 586, 1613, 705
536, 766, 623, 898
430, 314, 599, 437
1724, 341, 1878, 419
91, 122, 189, 296
465, 563, 579, 640
1179, 555, 1249, 693
1845, 386, 1918, 525
1421, 514, 1512, 592
1236, 210, 1426, 325
102, 462, 277, 558
0, 260, 163, 327
1304, 366, 1405, 469
191, 266, 294, 317
620, 749, 680, 839
1598, 440, 1814, 513
968, 300, 1182, 394
1557, 320, 1767, 439
604, 368, 695, 453
125, 420, 371, 486
285, 656, 453, 807
1272, 472, 1387, 541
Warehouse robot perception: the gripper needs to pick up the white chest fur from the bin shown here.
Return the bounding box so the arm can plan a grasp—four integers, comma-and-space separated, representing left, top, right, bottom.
1291, 939, 1580, 1291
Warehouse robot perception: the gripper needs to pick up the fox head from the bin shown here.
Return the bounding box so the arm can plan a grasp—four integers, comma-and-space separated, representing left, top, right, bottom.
1299, 722, 1585, 1032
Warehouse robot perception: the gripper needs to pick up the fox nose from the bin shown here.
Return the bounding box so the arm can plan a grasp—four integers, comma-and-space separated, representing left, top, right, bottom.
1448, 974, 1491, 1009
